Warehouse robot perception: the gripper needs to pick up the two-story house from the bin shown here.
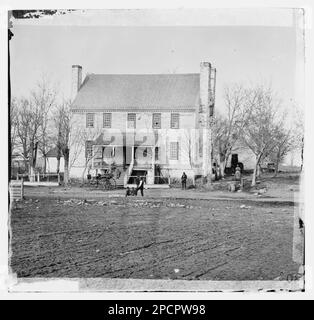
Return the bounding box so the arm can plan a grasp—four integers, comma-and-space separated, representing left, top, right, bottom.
69, 62, 216, 187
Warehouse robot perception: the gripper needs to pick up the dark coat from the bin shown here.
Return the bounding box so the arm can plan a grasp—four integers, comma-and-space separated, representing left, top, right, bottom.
138, 179, 144, 190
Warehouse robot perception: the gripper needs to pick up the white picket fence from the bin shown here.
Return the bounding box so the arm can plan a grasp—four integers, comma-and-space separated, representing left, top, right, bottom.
16, 173, 61, 186
9, 180, 24, 201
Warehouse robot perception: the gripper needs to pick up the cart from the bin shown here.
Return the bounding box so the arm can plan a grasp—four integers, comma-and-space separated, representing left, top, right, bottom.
89, 173, 117, 190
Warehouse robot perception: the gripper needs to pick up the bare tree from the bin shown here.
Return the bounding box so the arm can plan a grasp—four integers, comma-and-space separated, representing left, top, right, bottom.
15, 99, 30, 172
293, 104, 304, 171
14, 79, 56, 181
34, 79, 56, 174
179, 128, 197, 184
212, 84, 249, 178
241, 85, 283, 186
54, 100, 71, 185
267, 128, 295, 176
10, 98, 19, 156
69, 122, 104, 182
14, 98, 42, 181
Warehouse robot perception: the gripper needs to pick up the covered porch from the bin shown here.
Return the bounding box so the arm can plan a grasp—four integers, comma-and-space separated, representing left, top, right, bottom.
91, 144, 169, 188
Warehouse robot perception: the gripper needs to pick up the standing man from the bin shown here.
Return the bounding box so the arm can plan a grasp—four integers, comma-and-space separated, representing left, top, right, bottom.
235, 165, 241, 181
135, 175, 140, 195
181, 172, 187, 190
137, 177, 145, 197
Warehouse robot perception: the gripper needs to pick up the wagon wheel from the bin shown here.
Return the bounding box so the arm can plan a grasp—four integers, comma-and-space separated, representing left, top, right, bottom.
100, 177, 116, 190
106, 177, 116, 190
89, 177, 97, 186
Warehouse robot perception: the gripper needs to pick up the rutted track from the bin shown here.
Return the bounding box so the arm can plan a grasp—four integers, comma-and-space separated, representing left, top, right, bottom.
10, 197, 300, 280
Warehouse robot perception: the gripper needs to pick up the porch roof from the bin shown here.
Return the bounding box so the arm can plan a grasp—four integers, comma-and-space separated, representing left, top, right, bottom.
93, 132, 157, 146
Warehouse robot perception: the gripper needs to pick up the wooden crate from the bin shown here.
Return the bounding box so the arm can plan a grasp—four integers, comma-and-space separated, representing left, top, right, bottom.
10, 181, 24, 201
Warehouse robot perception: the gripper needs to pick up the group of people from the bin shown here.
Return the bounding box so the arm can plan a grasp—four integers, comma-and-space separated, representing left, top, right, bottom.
125, 175, 145, 197
125, 172, 189, 196
125, 167, 242, 196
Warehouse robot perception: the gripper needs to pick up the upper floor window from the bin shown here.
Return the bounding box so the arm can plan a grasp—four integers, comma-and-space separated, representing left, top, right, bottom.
152, 113, 161, 129
127, 113, 136, 129
86, 113, 94, 128
170, 113, 179, 129
103, 113, 112, 128
170, 142, 179, 160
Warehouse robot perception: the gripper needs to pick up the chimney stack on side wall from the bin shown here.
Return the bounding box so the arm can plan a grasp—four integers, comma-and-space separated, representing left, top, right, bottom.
71, 65, 82, 102
200, 62, 211, 116
199, 61, 213, 182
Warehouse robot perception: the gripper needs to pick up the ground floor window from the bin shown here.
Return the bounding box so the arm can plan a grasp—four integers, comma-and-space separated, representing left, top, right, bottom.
85, 140, 93, 159
170, 142, 179, 160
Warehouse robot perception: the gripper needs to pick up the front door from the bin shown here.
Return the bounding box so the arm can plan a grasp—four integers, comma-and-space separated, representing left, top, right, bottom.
134, 146, 152, 168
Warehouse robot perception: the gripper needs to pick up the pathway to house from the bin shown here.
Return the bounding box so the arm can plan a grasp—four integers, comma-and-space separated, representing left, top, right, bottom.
22, 183, 299, 205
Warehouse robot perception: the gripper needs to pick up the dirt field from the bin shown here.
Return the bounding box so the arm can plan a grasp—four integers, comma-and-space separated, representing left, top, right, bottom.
9, 194, 300, 280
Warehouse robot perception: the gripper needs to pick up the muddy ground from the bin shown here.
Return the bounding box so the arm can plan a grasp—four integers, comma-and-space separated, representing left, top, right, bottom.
9, 195, 300, 280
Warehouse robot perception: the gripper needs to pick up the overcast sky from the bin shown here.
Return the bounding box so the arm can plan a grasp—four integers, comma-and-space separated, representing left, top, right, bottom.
10, 11, 297, 113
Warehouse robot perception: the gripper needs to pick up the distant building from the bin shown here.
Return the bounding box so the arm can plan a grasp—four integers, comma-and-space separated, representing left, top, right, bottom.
44, 147, 64, 173
69, 63, 217, 186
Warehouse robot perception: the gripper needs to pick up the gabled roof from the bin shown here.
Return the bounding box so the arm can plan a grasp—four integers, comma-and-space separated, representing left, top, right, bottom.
71, 73, 200, 111
46, 147, 63, 158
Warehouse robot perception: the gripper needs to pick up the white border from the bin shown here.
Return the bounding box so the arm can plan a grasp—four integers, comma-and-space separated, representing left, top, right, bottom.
1, 0, 313, 300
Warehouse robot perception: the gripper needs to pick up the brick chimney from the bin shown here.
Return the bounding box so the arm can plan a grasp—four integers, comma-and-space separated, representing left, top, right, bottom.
199, 61, 211, 115
71, 65, 82, 102
199, 61, 213, 181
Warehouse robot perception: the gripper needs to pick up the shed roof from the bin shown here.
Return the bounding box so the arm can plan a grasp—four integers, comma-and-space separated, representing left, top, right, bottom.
71, 73, 200, 111
46, 147, 63, 158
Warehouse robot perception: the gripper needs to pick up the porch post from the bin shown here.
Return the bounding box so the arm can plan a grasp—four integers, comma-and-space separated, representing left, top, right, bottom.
131, 146, 135, 163
123, 131, 126, 170
151, 146, 155, 185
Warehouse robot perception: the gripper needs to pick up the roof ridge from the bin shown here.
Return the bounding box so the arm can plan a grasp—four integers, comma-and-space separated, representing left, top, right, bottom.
88, 73, 200, 76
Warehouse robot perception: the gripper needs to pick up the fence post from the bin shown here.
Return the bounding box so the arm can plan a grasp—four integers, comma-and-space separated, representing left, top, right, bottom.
37, 171, 40, 182
10, 179, 24, 202
21, 179, 24, 199
58, 173, 60, 185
